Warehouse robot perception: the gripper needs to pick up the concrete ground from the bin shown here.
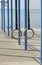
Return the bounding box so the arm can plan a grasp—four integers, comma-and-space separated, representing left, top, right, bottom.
0, 28, 40, 65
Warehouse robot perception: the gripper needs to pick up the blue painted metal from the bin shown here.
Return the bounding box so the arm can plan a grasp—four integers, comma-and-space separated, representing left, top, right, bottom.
1, 0, 5, 32
7, 0, 9, 36
3, 0, 5, 32
1, 0, 4, 30
40, 0, 42, 63
24, 0, 27, 50
18, 0, 21, 45
11, 0, 13, 31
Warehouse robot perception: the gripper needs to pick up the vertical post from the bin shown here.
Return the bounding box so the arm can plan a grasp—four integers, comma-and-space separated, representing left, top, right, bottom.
24, 0, 27, 50
1, 0, 4, 31
18, 0, 21, 45
3, 0, 5, 32
41, 0, 42, 63
7, 0, 9, 36
11, 0, 13, 31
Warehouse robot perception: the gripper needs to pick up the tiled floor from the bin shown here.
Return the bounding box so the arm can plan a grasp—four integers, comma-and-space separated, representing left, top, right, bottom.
0, 29, 40, 65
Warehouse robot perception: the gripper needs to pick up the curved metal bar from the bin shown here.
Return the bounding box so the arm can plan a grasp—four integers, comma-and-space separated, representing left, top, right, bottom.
24, 28, 35, 39
11, 29, 22, 39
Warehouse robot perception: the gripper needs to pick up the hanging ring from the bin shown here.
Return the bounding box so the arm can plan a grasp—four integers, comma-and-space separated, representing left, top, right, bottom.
11, 29, 22, 39
24, 28, 35, 39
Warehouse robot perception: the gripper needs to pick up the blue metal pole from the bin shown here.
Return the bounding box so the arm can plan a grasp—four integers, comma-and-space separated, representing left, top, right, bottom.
1, 0, 4, 30
3, 0, 5, 32
18, 0, 21, 45
24, 0, 27, 50
41, 0, 42, 63
11, 0, 13, 31
7, 0, 9, 36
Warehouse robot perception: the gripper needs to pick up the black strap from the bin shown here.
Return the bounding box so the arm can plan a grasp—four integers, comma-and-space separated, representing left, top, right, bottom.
15, 0, 17, 29
28, 0, 30, 29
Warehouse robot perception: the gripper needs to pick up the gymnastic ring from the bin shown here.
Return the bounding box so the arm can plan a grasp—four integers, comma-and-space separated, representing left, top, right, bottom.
11, 29, 22, 39
24, 28, 35, 39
